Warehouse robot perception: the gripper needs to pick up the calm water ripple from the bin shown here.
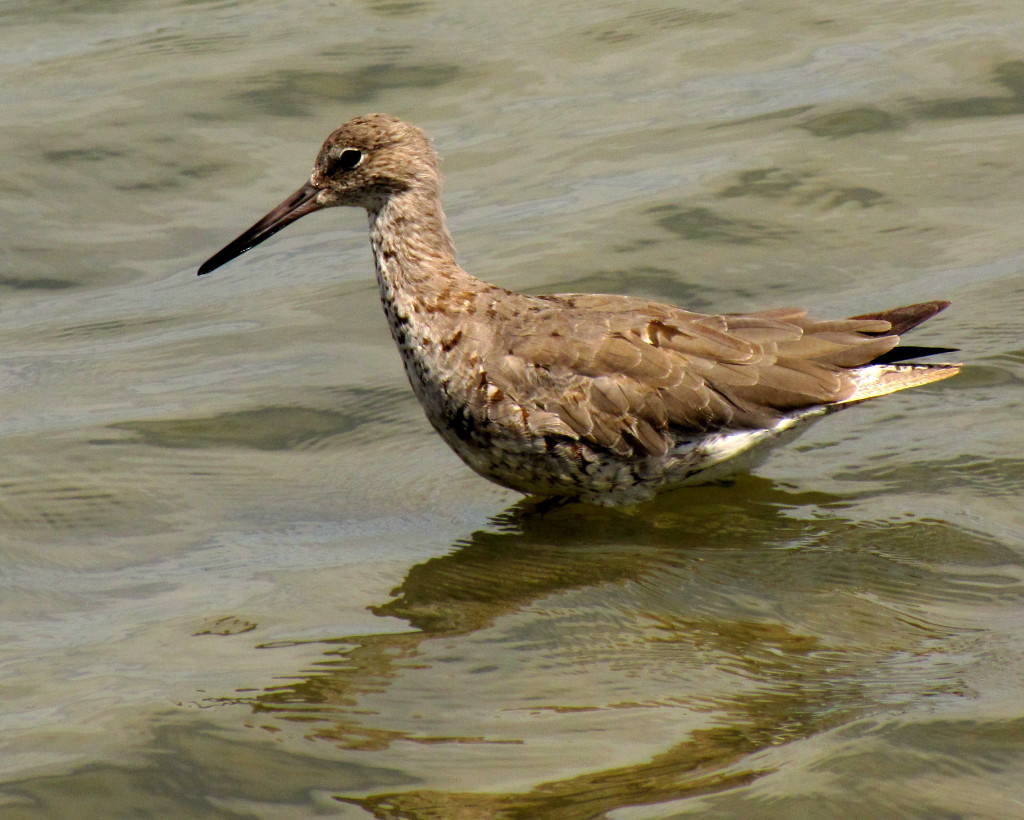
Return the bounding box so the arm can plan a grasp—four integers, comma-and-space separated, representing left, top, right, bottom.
1, 1, 1022, 818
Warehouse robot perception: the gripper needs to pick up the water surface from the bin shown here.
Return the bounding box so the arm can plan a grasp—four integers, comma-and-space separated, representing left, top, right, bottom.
1, 1, 1023, 818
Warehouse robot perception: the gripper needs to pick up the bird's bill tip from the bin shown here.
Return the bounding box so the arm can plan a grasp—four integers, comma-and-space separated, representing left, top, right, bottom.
196, 181, 323, 276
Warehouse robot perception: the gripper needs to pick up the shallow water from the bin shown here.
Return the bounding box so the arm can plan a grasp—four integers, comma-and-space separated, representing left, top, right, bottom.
1, 1, 1023, 817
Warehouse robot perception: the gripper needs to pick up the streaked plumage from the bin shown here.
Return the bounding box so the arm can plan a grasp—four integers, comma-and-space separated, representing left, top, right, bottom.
198, 114, 960, 505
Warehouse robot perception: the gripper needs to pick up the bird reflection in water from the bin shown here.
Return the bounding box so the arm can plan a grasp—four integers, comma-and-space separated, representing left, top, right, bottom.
230, 478, 961, 819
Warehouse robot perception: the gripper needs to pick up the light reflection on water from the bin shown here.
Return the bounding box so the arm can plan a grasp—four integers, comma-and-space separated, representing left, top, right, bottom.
1, 0, 1023, 817
243, 483, 993, 816
4, 478, 1020, 819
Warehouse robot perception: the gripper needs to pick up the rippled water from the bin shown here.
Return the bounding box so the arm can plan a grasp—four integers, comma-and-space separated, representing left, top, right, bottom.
2, 1, 1023, 818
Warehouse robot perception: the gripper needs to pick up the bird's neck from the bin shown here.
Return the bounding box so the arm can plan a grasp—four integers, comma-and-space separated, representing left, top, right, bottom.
367, 188, 494, 327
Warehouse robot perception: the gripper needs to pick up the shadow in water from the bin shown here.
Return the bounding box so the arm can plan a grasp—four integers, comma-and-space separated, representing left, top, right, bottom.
912, 59, 1024, 120
0, 476, 1012, 819
236, 476, 986, 819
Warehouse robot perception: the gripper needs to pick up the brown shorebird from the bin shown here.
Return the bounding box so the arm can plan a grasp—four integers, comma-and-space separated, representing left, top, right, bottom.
198, 114, 960, 505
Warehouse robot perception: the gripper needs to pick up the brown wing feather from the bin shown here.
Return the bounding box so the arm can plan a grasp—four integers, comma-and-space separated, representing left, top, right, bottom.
482, 296, 947, 458
849, 300, 950, 336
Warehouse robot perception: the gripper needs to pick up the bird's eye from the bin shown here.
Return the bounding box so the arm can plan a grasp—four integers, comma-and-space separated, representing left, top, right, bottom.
330, 148, 363, 174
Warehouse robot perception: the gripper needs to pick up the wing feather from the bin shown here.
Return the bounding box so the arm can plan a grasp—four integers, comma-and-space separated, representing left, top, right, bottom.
477, 295, 947, 459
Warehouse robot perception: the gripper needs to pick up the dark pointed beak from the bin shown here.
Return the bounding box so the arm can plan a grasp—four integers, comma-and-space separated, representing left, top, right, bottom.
197, 181, 324, 275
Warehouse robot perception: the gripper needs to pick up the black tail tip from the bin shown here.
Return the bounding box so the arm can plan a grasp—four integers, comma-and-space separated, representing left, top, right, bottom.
872, 345, 960, 364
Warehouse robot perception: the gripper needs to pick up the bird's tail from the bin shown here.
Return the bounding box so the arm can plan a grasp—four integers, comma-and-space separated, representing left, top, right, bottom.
837, 362, 961, 405
850, 300, 961, 366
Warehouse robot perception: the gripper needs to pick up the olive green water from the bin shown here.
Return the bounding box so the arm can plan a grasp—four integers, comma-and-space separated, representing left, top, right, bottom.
2, 1, 1023, 818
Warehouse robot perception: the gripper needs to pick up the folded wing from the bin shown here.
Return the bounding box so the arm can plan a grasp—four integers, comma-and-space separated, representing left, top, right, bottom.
474, 296, 954, 458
